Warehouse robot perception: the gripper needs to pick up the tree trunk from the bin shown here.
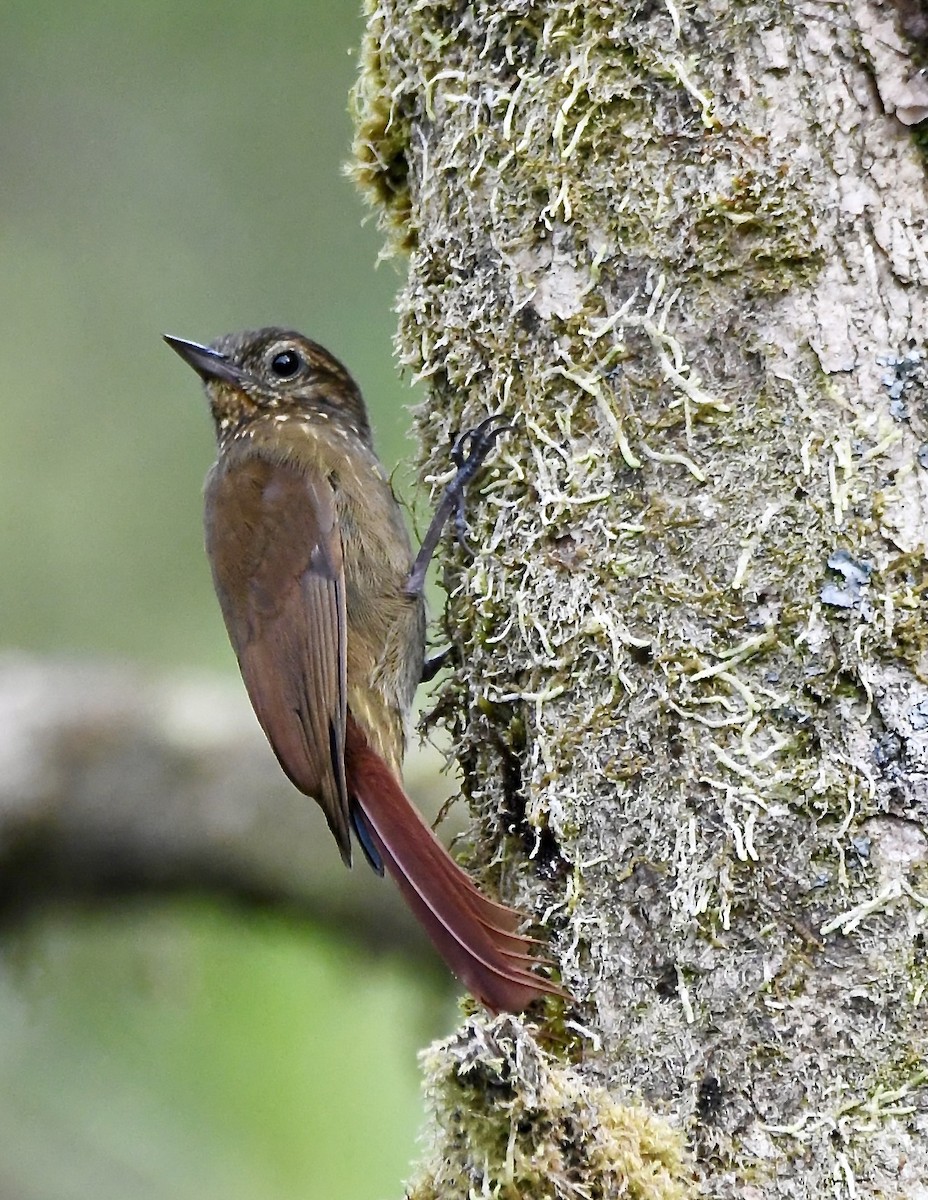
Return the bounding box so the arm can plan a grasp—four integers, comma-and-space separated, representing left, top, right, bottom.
352, 2, 928, 1197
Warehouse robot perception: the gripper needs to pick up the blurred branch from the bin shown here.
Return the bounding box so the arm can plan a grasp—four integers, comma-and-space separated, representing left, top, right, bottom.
0, 653, 448, 981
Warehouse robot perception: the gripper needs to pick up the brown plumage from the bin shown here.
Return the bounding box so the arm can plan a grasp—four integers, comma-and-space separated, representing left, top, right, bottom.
164, 327, 561, 1012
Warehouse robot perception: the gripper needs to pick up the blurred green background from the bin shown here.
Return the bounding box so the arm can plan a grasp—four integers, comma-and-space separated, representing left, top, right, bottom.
1, 2, 445, 1196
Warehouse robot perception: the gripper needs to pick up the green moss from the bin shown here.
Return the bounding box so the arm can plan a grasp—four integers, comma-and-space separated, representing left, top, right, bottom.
407, 1018, 691, 1200
873, 552, 928, 678
912, 120, 928, 165
349, 1, 414, 245
692, 167, 824, 288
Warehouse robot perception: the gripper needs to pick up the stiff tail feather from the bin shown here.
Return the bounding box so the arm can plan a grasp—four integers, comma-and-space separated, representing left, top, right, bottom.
344, 718, 565, 1014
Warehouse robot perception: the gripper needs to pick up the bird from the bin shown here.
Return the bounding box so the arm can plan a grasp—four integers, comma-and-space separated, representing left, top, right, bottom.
164, 327, 562, 1012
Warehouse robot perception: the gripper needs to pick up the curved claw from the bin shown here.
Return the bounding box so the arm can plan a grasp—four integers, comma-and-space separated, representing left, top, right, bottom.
449, 414, 513, 554
450, 413, 513, 472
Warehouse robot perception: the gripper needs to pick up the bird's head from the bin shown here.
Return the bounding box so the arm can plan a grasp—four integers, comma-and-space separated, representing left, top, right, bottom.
164, 327, 371, 446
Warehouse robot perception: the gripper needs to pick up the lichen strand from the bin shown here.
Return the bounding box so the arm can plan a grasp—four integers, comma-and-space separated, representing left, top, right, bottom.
352, 1, 928, 1196
352, 0, 823, 279
407, 1017, 690, 1200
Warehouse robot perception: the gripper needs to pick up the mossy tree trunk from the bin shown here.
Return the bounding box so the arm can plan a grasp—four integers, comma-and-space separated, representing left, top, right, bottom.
353, 3, 928, 1197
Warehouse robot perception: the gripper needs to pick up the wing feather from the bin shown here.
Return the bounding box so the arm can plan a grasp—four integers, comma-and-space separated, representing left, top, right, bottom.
204, 454, 352, 862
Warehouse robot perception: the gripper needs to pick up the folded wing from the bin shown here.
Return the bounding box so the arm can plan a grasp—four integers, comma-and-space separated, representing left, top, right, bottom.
204, 454, 352, 862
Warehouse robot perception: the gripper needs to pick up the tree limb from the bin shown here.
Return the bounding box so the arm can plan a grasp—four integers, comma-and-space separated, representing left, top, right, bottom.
0, 653, 448, 977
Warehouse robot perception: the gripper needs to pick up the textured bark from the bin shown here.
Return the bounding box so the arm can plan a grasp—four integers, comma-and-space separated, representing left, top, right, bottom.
352, 2, 928, 1197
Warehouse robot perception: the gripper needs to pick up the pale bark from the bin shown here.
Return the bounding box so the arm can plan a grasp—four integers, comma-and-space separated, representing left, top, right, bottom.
352, 2, 928, 1196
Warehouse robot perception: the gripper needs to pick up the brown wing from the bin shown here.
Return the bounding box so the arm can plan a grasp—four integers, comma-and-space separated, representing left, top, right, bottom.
204, 453, 351, 863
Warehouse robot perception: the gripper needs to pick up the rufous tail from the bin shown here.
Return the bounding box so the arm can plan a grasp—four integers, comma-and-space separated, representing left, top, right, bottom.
344, 718, 565, 1014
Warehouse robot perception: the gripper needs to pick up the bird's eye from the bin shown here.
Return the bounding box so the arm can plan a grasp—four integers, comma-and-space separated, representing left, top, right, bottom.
269, 349, 302, 378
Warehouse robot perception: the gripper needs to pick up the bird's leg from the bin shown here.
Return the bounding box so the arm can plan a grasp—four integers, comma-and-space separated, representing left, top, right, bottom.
405, 414, 511, 599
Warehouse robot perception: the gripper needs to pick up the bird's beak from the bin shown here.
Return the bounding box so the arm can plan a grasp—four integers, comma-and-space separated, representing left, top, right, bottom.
163, 335, 246, 385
